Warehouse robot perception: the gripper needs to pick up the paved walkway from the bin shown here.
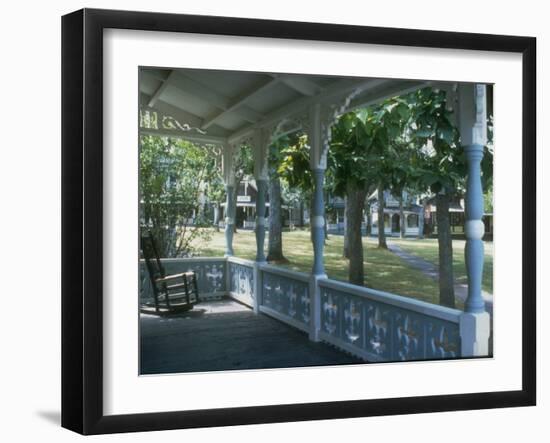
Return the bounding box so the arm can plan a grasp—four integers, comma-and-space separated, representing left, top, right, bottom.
140, 300, 362, 375
387, 241, 493, 316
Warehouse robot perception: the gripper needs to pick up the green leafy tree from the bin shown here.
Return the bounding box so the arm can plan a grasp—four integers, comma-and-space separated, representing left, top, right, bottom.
405, 87, 462, 308
407, 87, 492, 308
329, 110, 382, 285
204, 145, 225, 231
266, 137, 290, 262
330, 97, 413, 283
281, 178, 303, 228
371, 97, 417, 242
139, 135, 218, 257
278, 133, 314, 236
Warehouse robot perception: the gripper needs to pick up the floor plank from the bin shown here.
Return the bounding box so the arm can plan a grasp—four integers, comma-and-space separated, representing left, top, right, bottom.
140, 300, 363, 374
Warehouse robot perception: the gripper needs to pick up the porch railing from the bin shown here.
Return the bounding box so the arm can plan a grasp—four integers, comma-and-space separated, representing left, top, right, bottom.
258, 264, 310, 333
139, 257, 227, 303
140, 256, 483, 362
227, 257, 255, 308
317, 279, 461, 362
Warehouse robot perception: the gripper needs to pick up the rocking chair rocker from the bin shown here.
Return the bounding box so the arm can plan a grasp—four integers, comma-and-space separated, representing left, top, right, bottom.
140, 231, 200, 315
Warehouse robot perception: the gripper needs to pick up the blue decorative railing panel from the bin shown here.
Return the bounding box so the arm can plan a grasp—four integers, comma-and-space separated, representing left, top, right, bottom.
139, 258, 227, 302
319, 281, 461, 361
260, 266, 310, 331
426, 319, 461, 359
228, 259, 255, 307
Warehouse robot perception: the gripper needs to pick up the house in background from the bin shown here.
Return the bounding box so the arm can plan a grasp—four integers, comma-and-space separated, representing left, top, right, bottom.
220, 177, 269, 229
219, 176, 304, 230
369, 190, 423, 237
422, 195, 493, 239
326, 190, 423, 237
327, 190, 493, 239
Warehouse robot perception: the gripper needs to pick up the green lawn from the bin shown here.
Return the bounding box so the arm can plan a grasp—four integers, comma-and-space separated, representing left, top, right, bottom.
193, 229, 488, 308
388, 237, 493, 294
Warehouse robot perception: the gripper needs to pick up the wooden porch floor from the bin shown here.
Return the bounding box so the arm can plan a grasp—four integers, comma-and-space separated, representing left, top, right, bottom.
140, 299, 363, 374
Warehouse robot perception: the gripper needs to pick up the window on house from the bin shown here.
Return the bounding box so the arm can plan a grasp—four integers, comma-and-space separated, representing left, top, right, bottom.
407, 214, 419, 227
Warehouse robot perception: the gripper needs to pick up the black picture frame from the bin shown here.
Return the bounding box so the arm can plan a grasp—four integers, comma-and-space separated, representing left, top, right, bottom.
61, 8, 536, 435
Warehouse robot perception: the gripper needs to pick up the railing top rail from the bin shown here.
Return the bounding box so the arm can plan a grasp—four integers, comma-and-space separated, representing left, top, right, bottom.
259, 263, 310, 283
139, 256, 226, 264
227, 256, 255, 267
319, 278, 462, 323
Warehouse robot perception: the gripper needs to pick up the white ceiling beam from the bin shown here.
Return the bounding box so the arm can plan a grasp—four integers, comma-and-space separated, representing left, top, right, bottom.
144, 69, 231, 109
201, 76, 281, 130
172, 71, 232, 110
144, 70, 264, 126
269, 73, 322, 96
228, 77, 379, 144
175, 72, 264, 123
235, 107, 263, 123
147, 70, 177, 107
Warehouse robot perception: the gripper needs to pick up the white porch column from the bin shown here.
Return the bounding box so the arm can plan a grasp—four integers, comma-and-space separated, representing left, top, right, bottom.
308, 103, 329, 277
302, 93, 361, 341
457, 83, 491, 356
305, 103, 329, 341
222, 143, 236, 257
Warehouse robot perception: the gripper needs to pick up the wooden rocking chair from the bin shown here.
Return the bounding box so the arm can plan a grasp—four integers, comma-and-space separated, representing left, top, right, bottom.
140, 230, 200, 315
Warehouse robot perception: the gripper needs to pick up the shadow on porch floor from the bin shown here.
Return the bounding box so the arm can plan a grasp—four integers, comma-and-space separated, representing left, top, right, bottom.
140, 299, 363, 375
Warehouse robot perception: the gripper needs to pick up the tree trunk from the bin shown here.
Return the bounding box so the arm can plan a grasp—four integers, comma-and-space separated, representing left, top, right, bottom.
213, 204, 220, 232
347, 185, 367, 286
343, 196, 350, 258
267, 171, 287, 262
399, 194, 406, 238
377, 187, 387, 249
436, 193, 455, 308
288, 208, 293, 229
417, 200, 426, 239
232, 175, 244, 234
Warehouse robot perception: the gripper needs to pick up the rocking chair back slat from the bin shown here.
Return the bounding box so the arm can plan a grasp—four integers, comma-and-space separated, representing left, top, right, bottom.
141, 231, 165, 280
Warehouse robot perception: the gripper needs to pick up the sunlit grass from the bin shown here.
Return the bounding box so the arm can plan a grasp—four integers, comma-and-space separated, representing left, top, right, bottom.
389, 237, 493, 294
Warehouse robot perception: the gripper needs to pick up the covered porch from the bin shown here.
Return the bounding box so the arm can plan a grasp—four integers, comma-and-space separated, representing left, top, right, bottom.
139, 67, 491, 370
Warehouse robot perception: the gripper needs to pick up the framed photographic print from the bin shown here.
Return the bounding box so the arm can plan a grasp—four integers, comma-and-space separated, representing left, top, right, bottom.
61, 8, 536, 435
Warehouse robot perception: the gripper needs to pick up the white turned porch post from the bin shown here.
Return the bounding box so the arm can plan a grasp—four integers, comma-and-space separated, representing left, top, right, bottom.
457, 83, 491, 357
222, 143, 236, 257
301, 92, 361, 342
252, 128, 270, 314
306, 103, 329, 341
308, 103, 330, 278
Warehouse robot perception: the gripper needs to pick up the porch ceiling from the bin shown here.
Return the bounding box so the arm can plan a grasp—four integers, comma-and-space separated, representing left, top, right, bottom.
139, 66, 430, 145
